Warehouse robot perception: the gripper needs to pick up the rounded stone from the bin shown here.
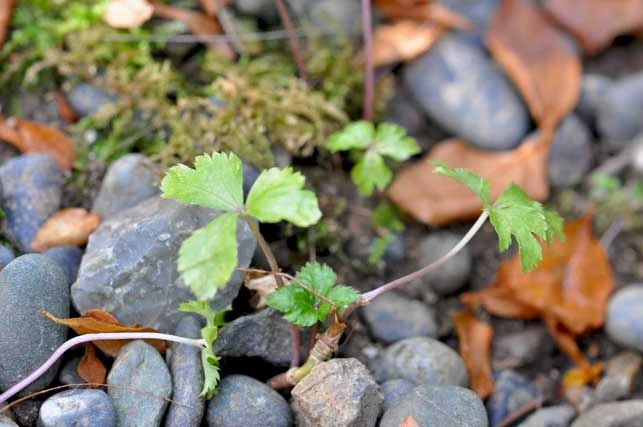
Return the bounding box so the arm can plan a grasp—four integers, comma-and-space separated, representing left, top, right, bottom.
403, 33, 529, 150
436, 0, 499, 46
487, 370, 538, 426
66, 83, 117, 118
381, 379, 415, 412
571, 400, 643, 427
42, 246, 83, 286
38, 389, 117, 427
517, 405, 575, 427
107, 340, 172, 426
0, 414, 17, 427
206, 375, 292, 427
596, 72, 643, 149
0, 154, 63, 252
548, 114, 593, 188
606, 284, 643, 352
370, 336, 468, 387
575, 74, 612, 125
362, 292, 438, 344
0, 254, 69, 394
0, 245, 15, 269
58, 357, 85, 386
309, 0, 361, 37
380, 384, 488, 427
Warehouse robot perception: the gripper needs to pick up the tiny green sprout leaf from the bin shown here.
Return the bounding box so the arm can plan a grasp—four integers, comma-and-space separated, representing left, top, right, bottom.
352, 151, 392, 195
369, 234, 394, 265
374, 123, 421, 161
266, 262, 359, 327
161, 152, 244, 211
327, 121, 374, 151
543, 208, 565, 244
178, 213, 238, 300
433, 161, 491, 207
245, 167, 321, 227
372, 203, 405, 233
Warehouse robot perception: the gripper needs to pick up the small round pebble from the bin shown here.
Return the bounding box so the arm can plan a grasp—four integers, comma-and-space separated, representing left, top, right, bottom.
66, 83, 117, 117
381, 379, 415, 412
596, 72, 643, 149
362, 292, 438, 344
606, 284, 643, 352
487, 370, 538, 426
575, 74, 612, 125
380, 384, 488, 427
371, 336, 468, 387
548, 114, 593, 188
207, 375, 292, 427
38, 389, 116, 427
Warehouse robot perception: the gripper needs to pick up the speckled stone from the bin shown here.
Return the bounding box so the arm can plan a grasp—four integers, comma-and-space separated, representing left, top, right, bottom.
381, 379, 415, 412
38, 389, 116, 427
0, 245, 14, 269
42, 246, 83, 286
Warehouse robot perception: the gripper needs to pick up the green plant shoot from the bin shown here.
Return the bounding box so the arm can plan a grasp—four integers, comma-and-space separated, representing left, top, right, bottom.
327, 121, 420, 195
161, 152, 322, 300
433, 162, 565, 271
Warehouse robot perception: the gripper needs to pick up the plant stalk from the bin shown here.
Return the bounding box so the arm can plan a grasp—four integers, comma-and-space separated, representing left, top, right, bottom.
361, 0, 374, 121
275, 0, 309, 82
0, 333, 205, 404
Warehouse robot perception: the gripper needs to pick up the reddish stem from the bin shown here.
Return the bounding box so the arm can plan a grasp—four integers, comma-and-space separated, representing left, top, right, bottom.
275, 0, 309, 82
361, 0, 374, 121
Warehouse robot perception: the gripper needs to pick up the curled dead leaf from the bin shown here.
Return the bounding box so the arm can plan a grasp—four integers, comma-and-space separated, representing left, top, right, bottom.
369, 20, 445, 67
244, 273, 278, 309
545, 0, 643, 55
387, 130, 551, 226
103, 0, 154, 29
0, 0, 14, 49
43, 309, 167, 356
78, 343, 107, 387
374, 0, 473, 31
486, 0, 581, 129
55, 92, 79, 123
31, 208, 100, 252
0, 116, 75, 171
452, 310, 494, 399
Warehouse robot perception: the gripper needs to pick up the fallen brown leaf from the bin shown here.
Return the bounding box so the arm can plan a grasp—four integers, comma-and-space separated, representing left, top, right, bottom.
374, 0, 473, 30
77, 343, 107, 387
0, 116, 75, 171
486, 0, 581, 129
31, 208, 100, 252
370, 20, 445, 67
386, 130, 551, 226
103, 0, 154, 29
55, 92, 79, 123
545, 0, 643, 55
152, 3, 234, 59
43, 309, 167, 356
399, 415, 421, 427
452, 310, 494, 399
244, 273, 278, 309
0, 0, 14, 49
198, 0, 232, 17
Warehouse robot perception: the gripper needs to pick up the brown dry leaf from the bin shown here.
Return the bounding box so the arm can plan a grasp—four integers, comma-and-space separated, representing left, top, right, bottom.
461, 216, 614, 386
0, 0, 14, 49
374, 0, 473, 30
244, 274, 278, 309
452, 310, 494, 399
77, 343, 107, 386
198, 0, 232, 17
399, 415, 421, 427
43, 309, 167, 356
152, 3, 234, 59
0, 116, 75, 171
55, 92, 79, 123
486, 0, 581, 129
370, 20, 445, 67
103, 0, 154, 29
31, 208, 100, 252
386, 130, 551, 226
545, 0, 643, 55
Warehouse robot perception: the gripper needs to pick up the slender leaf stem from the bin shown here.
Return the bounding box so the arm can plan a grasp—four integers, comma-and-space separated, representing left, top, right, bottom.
275, 0, 309, 82
0, 333, 205, 405
341, 211, 489, 320
361, 0, 374, 121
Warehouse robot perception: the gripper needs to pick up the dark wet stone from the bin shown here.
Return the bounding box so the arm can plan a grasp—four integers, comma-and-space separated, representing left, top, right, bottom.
42, 246, 83, 286
596, 72, 643, 149
548, 114, 593, 188
575, 74, 612, 126
38, 389, 117, 427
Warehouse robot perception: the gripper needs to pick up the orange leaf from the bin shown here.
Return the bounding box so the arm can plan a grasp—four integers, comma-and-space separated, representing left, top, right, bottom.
0, 116, 75, 171
386, 130, 551, 226
399, 415, 421, 427
77, 343, 106, 387
31, 208, 101, 252
152, 3, 234, 59
374, 0, 473, 30
545, 0, 643, 55
103, 0, 154, 29
43, 309, 167, 356
0, 0, 14, 49
55, 92, 79, 123
486, 0, 581, 129
198, 0, 231, 17
370, 20, 445, 67
452, 310, 494, 399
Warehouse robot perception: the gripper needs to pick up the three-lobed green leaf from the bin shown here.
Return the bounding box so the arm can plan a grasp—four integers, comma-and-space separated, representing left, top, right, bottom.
432, 161, 491, 207
266, 262, 359, 327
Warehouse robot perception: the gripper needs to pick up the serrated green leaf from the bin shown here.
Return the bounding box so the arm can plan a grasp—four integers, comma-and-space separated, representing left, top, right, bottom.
369, 234, 394, 265
543, 208, 565, 244
179, 300, 216, 322
327, 121, 374, 152
433, 161, 491, 206
161, 152, 244, 211
327, 285, 360, 307
296, 262, 337, 296
200, 325, 220, 399
351, 151, 392, 195
178, 213, 238, 300
245, 168, 321, 227
488, 184, 549, 272
374, 123, 420, 161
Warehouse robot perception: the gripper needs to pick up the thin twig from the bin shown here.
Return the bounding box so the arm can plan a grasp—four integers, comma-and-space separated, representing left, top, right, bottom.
275, 0, 309, 82
360, 0, 375, 121
0, 333, 205, 404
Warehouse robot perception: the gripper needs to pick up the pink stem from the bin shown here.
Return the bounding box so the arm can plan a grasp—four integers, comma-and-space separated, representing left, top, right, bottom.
275, 0, 309, 82
0, 332, 204, 404
290, 325, 301, 367
361, 0, 374, 121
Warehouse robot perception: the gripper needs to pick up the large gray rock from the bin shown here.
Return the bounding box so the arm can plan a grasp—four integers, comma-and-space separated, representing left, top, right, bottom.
165, 316, 205, 427
403, 33, 529, 150
38, 389, 117, 427
71, 196, 256, 332
206, 375, 292, 427
380, 384, 488, 427
571, 400, 643, 427
92, 154, 160, 220
606, 284, 643, 352
0, 255, 69, 394
292, 358, 382, 427
371, 337, 468, 387
107, 341, 172, 427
